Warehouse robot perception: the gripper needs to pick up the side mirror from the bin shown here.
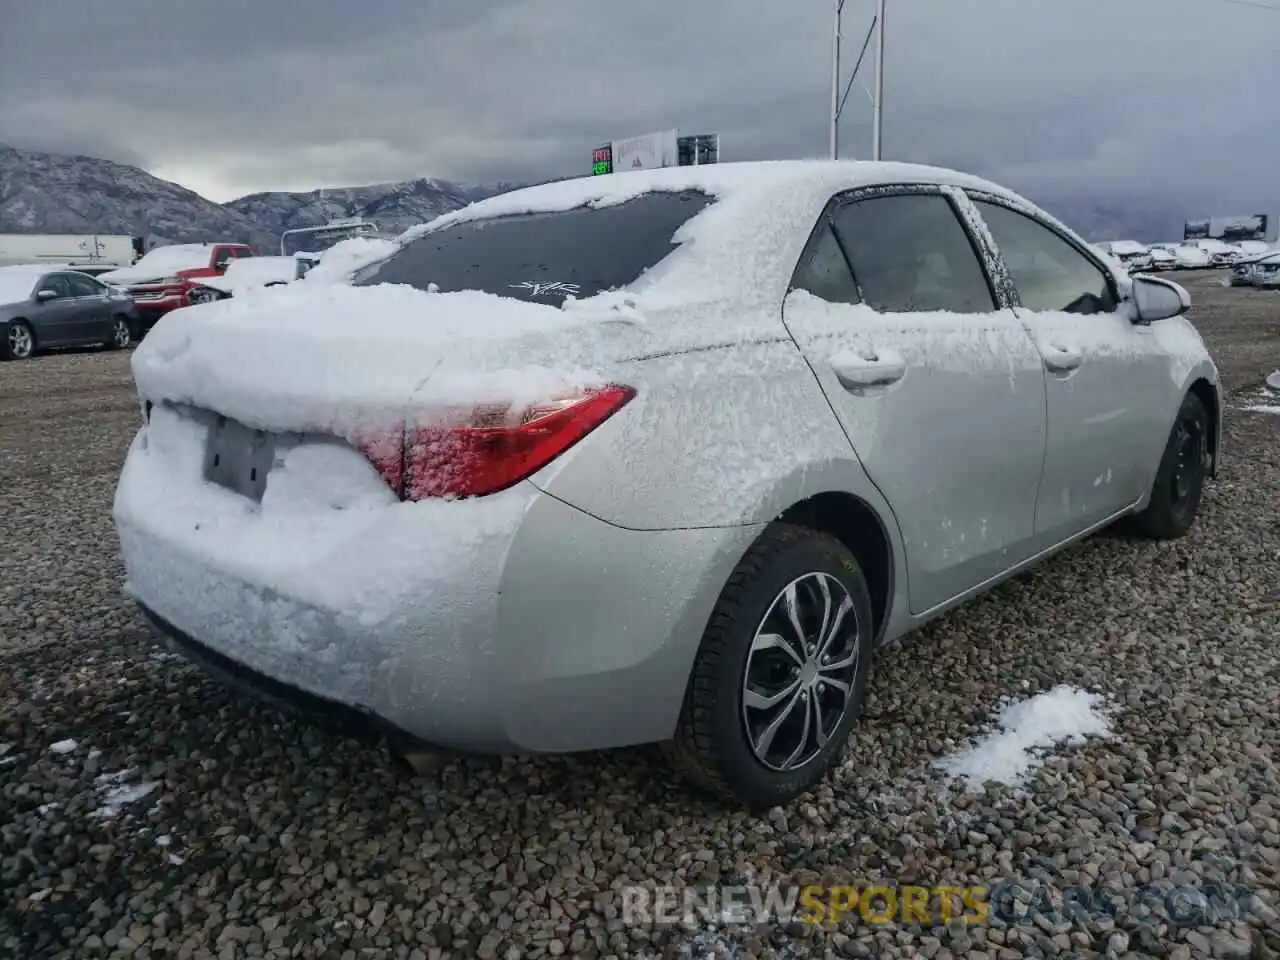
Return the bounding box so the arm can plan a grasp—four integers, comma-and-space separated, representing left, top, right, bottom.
1131, 274, 1190, 324
35, 289, 58, 302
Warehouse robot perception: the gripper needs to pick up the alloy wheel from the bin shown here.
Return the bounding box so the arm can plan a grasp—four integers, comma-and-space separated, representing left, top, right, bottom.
112, 319, 131, 348
741, 573, 861, 772
8, 324, 32, 359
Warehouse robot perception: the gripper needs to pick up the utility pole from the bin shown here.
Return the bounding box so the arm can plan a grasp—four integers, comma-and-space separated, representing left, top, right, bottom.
830, 1, 843, 159
831, 1, 882, 161
871, 0, 886, 160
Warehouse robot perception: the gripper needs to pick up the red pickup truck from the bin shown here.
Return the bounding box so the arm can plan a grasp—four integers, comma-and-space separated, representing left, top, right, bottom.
99, 242, 254, 333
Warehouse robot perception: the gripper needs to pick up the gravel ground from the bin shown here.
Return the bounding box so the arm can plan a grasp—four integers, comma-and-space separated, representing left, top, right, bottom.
2, 274, 1278, 960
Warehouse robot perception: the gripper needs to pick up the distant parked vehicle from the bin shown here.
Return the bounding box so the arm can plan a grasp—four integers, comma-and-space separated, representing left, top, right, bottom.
99, 243, 254, 333
1148, 248, 1178, 271
1228, 250, 1280, 288
187, 256, 299, 304
1236, 240, 1271, 258
1189, 239, 1240, 267
186, 238, 402, 303
0, 265, 137, 360
280, 218, 382, 257
0, 233, 143, 271
1174, 245, 1212, 270
1097, 240, 1154, 273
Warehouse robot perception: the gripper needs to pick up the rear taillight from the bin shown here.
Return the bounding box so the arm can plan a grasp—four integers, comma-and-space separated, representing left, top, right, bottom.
352, 384, 635, 500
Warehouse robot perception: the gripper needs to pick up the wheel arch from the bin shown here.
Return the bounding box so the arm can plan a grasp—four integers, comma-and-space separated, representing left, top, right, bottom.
774, 491, 895, 645
1186, 376, 1221, 478
729, 458, 906, 646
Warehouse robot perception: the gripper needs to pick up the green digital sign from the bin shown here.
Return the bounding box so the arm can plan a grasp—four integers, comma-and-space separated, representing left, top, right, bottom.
592, 146, 613, 175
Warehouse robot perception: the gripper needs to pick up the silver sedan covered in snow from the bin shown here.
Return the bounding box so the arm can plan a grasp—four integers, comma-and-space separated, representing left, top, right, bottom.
114, 160, 1221, 808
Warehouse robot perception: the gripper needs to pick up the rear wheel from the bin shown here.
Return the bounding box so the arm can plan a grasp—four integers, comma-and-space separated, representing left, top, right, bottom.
107, 316, 132, 350
1132, 392, 1210, 540
665, 524, 875, 809
3, 320, 34, 361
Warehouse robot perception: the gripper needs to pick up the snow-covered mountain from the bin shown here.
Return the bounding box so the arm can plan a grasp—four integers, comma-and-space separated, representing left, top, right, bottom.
0, 144, 271, 249
0, 142, 1196, 251
0, 144, 519, 253
224, 178, 525, 241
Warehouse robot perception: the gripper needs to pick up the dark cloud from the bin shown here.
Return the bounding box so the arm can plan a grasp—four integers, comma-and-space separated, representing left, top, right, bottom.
0, 0, 1275, 214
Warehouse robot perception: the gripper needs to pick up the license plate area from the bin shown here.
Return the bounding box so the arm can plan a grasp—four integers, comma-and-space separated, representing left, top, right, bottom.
203, 415, 283, 502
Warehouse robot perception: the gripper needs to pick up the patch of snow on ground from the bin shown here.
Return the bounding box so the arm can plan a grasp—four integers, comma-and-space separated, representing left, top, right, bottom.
49, 739, 78, 755
1235, 377, 1280, 415
937, 686, 1112, 792
91, 770, 161, 819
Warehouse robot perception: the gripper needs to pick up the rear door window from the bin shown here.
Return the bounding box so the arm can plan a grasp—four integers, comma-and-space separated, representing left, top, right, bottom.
790, 221, 861, 305
355, 190, 715, 306
829, 193, 996, 314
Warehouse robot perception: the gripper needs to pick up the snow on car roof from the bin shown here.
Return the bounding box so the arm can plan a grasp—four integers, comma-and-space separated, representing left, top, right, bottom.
0, 264, 52, 304
395, 160, 1041, 308
1106, 240, 1149, 254
412, 160, 1020, 236
132, 244, 218, 270
100, 244, 222, 284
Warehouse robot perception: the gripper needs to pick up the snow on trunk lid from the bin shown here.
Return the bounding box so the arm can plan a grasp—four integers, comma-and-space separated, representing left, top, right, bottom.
130, 282, 615, 438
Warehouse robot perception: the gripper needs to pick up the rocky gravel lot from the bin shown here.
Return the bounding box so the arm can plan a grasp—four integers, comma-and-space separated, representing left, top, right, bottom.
1, 272, 1278, 960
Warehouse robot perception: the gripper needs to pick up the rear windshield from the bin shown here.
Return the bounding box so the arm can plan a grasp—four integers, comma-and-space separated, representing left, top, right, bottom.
354, 190, 714, 306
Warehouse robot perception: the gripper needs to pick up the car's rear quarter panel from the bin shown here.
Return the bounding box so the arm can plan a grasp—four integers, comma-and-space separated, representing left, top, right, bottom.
529, 337, 868, 531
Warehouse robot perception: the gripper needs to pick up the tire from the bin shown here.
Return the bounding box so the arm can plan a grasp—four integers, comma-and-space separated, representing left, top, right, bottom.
1132, 392, 1210, 540
3, 320, 35, 361
107, 316, 132, 350
665, 523, 876, 809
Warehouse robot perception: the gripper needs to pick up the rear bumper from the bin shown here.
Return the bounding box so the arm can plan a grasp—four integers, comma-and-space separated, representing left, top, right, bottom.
116, 416, 754, 754
140, 603, 441, 753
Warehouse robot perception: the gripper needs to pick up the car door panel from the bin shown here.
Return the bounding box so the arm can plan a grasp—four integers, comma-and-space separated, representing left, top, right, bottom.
782, 189, 1049, 615
65, 273, 112, 342
966, 196, 1171, 544
31, 274, 79, 346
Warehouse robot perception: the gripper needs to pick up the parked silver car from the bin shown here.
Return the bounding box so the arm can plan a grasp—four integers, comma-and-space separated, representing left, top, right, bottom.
0, 264, 137, 360
115, 161, 1221, 808
1235, 252, 1280, 287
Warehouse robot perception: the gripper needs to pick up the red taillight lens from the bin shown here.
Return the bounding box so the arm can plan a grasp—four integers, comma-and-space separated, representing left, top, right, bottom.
352, 384, 635, 500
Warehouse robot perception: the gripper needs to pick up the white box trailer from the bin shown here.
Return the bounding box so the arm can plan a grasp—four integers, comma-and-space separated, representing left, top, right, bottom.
0, 234, 143, 269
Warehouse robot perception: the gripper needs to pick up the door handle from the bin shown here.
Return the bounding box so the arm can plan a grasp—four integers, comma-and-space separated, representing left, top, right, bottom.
829, 351, 907, 389
1042, 344, 1083, 372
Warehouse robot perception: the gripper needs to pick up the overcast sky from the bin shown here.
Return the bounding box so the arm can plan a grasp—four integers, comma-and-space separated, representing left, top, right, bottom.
1, 0, 1276, 212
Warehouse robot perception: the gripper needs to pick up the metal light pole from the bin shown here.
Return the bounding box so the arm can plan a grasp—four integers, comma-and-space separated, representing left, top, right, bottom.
871, 0, 886, 160
831, 1, 884, 161
830, 1, 843, 159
